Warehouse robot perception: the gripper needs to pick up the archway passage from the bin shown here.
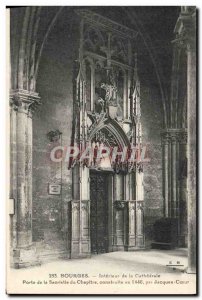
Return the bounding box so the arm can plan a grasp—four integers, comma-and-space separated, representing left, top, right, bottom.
90, 170, 109, 254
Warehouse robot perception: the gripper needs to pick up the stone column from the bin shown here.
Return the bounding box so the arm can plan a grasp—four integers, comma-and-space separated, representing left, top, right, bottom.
161, 132, 170, 217
27, 109, 34, 245
107, 174, 114, 252
174, 6, 196, 274
71, 164, 80, 257
136, 201, 144, 247
178, 131, 188, 247
136, 167, 144, 247
72, 162, 80, 200
125, 172, 136, 250
71, 164, 90, 258
162, 129, 188, 246
9, 98, 18, 249
113, 173, 125, 251
10, 89, 40, 268
17, 101, 31, 247
187, 36, 196, 274
171, 133, 178, 218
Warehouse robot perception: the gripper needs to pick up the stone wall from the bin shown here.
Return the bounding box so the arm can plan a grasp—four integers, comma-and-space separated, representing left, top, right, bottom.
32, 9, 80, 259
141, 85, 164, 247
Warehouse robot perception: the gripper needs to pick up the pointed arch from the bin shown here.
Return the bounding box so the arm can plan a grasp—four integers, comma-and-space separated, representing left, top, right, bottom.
89, 117, 131, 148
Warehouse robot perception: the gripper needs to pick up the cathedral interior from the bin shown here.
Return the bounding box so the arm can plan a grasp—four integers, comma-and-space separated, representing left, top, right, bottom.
9, 6, 196, 273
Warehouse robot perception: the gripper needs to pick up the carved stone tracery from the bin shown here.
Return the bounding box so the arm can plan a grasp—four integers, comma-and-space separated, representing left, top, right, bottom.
71, 9, 145, 257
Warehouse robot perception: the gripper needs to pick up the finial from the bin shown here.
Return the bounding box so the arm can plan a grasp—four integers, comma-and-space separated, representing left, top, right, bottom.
133, 52, 138, 82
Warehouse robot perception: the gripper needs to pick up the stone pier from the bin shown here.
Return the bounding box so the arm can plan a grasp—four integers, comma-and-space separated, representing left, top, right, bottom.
10, 89, 40, 268
174, 6, 196, 273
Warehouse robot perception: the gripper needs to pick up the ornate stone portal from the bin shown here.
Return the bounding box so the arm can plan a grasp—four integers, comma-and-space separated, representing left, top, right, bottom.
70, 10, 145, 258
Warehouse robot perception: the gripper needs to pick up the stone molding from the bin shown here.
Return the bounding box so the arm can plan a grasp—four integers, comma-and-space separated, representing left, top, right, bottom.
161, 129, 187, 145
10, 89, 41, 115
76, 9, 138, 39
174, 7, 196, 52
113, 200, 126, 210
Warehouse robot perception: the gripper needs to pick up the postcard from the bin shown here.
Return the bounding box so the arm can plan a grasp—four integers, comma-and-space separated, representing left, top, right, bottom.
7, 5, 197, 295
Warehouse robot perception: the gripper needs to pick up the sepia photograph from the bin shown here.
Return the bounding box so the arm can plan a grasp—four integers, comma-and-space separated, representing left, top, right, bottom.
6, 5, 197, 295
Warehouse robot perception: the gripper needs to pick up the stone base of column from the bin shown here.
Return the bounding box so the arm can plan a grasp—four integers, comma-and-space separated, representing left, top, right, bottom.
70, 254, 91, 259
124, 246, 145, 251
70, 239, 91, 258
136, 236, 145, 248
71, 199, 91, 259
70, 247, 91, 259
186, 267, 196, 274
10, 246, 41, 269
124, 245, 136, 251
125, 246, 135, 251
112, 245, 124, 252
178, 235, 187, 247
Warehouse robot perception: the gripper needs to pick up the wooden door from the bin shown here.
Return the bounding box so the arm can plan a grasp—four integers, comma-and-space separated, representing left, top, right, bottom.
90, 171, 108, 254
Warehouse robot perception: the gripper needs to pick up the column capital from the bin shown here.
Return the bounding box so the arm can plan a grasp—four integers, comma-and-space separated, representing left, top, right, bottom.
9, 94, 18, 112
174, 7, 196, 52
161, 128, 187, 145
136, 200, 144, 210
176, 131, 188, 144
113, 200, 126, 210
10, 89, 41, 115
161, 131, 171, 145
170, 133, 177, 144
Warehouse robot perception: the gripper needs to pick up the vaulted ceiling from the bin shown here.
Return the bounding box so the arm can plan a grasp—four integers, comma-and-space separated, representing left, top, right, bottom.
9, 6, 180, 127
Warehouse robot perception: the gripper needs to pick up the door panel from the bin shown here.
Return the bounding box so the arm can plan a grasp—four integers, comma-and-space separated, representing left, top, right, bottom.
90, 171, 108, 254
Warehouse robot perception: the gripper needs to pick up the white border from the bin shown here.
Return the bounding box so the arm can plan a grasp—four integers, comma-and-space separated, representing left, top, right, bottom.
0, 2, 201, 299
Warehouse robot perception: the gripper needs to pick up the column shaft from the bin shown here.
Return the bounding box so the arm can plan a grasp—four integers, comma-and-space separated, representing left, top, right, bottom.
113, 174, 125, 250
178, 139, 188, 247
162, 140, 169, 217
136, 169, 144, 247
10, 102, 18, 249
173, 6, 196, 273
10, 90, 40, 268
27, 112, 33, 241
171, 137, 177, 218
71, 164, 90, 258
125, 172, 136, 250
187, 47, 196, 273
16, 106, 32, 247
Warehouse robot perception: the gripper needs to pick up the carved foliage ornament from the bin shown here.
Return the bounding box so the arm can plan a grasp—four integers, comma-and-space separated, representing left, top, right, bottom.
10, 90, 41, 114
114, 200, 126, 210
174, 7, 196, 51
47, 130, 62, 142
161, 131, 187, 145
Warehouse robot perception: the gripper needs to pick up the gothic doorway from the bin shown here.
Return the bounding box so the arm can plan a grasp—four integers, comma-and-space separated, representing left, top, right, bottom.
90, 170, 109, 254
